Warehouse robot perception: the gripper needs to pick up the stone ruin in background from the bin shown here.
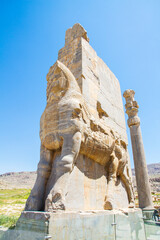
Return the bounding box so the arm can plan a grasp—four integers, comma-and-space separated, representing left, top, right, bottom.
25, 23, 135, 212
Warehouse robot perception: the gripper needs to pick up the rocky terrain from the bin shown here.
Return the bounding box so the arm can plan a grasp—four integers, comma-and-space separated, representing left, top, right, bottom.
0, 163, 160, 191
132, 162, 160, 192
0, 172, 36, 189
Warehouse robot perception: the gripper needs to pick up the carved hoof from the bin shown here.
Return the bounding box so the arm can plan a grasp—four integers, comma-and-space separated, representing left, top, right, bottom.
128, 201, 135, 208
45, 192, 66, 212
45, 194, 53, 212
104, 200, 113, 210
55, 200, 66, 210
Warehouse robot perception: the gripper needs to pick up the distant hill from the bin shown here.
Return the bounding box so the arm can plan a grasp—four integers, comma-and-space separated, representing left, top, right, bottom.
0, 171, 36, 189
0, 163, 160, 191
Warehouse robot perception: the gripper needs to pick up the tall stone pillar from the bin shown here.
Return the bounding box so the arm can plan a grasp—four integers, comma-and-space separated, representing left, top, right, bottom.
123, 89, 153, 209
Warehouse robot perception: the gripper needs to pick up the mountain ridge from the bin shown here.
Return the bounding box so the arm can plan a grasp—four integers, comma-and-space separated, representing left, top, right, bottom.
0, 163, 160, 191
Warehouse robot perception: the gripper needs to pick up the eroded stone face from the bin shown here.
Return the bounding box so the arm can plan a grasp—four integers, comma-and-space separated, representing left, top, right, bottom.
25, 24, 134, 212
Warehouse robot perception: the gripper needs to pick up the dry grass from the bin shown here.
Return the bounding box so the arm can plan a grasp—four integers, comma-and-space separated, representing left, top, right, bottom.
0, 189, 30, 228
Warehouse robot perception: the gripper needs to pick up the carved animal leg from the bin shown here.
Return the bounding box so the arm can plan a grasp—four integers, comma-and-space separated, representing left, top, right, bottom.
116, 149, 135, 208
120, 167, 135, 208
25, 145, 53, 211
45, 132, 81, 211
104, 154, 118, 210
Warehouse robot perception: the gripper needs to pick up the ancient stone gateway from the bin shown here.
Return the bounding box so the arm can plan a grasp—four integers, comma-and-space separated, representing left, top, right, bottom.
25, 23, 134, 212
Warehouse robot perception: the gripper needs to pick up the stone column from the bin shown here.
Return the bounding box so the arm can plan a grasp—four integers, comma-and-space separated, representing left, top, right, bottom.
123, 89, 153, 209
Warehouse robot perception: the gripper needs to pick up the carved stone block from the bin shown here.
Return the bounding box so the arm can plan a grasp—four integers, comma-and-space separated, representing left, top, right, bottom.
25, 24, 134, 212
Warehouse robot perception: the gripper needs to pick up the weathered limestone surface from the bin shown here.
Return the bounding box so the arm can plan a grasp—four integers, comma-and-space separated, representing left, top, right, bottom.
123, 89, 153, 209
25, 24, 134, 212
4, 210, 146, 240
58, 25, 127, 143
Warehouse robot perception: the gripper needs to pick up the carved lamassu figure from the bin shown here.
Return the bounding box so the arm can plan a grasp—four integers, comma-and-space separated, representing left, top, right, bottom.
25, 61, 134, 211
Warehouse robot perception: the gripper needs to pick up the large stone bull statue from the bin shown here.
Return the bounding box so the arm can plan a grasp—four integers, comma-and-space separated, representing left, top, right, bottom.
25, 61, 134, 211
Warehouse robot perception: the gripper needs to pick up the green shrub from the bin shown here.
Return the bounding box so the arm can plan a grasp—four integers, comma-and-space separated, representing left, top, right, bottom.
0, 215, 18, 228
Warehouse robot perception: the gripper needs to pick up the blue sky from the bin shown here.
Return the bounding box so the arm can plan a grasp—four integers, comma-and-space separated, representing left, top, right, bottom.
0, 0, 160, 174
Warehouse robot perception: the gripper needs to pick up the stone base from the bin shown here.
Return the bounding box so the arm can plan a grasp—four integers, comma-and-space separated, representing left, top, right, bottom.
1, 209, 148, 240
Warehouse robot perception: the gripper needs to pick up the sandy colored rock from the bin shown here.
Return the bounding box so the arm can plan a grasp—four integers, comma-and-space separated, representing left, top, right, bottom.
123, 89, 153, 209
25, 24, 134, 212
